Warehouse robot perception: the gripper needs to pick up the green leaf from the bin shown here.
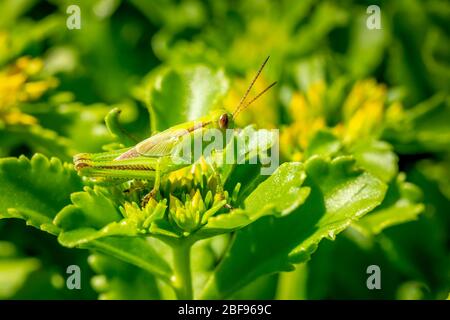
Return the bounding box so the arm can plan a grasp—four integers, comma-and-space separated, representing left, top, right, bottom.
198, 163, 310, 237
88, 252, 170, 299
5, 208, 60, 235
0, 154, 83, 235
289, 157, 387, 260
104, 107, 137, 147
414, 159, 450, 200
0, 125, 75, 162
304, 130, 341, 159
53, 188, 172, 280
198, 211, 250, 235
242, 162, 310, 218
376, 160, 450, 291
54, 187, 122, 232
384, 94, 450, 153
0, 241, 41, 299
219, 126, 278, 201
275, 258, 311, 300
56, 224, 173, 280
352, 174, 424, 237
0, 257, 41, 299
82, 238, 172, 281
0, 0, 37, 28
351, 140, 398, 183
346, 12, 387, 78
148, 65, 229, 132
200, 156, 387, 299
55, 188, 171, 245
48, 102, 118, 153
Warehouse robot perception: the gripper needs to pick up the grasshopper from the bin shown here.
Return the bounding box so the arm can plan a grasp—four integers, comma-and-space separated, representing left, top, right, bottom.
74, 57, 276, 204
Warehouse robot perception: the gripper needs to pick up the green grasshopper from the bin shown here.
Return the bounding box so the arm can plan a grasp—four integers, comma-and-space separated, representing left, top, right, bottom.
74, 57, 276, 203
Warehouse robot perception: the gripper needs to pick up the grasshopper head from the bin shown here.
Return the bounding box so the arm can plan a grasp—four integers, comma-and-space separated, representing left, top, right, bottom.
210, 109, 234, 130
218, 112, 234, 130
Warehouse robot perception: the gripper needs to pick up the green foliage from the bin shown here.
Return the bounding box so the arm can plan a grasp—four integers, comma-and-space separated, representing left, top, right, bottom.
384, 94, 450, 154
199, 157, 386, 299
352, 174, 424, 237
0, 0, 448, 300
147, 65, 229, 132
88, 253, 166, 300
0, 154, 82, 234
0, 244, 41, 299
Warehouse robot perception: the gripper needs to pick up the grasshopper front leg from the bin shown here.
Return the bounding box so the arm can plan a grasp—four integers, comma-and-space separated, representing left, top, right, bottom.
141, 159, 162, 207
206, 160, 234, 210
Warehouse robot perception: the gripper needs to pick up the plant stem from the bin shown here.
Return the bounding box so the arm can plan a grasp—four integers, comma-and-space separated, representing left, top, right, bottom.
171, 241, 193, 300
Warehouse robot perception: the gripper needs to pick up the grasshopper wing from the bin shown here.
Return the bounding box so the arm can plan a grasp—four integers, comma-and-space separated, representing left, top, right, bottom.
135, 128, 189, 157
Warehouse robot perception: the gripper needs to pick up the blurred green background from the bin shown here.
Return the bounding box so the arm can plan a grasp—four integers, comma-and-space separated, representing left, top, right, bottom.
0, 0, 448, 299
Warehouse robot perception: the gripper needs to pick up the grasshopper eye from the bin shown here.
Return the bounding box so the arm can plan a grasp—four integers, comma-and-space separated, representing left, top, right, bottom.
218, 113, 229, 129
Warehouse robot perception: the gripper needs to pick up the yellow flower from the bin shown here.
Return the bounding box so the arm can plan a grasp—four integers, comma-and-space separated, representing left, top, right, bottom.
160, 157, 240, 234
119, 198, 167, 234
0, 56, 58, 125
339, 79, 387, 143
168, 189, 226, 234
280, 81, 327, 161
167, 156, 210, 187
385, 101, 406, 123
280, 79, 401, 161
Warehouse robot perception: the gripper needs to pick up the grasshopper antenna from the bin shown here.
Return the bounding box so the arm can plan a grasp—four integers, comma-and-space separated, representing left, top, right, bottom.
233, 56, 272, 119
233, 81, 277, 119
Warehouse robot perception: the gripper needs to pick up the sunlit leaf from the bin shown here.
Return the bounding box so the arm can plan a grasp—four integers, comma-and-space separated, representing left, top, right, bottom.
0, 154, 82, 234
200, 156, 386, 299
148, 65, 229, 132
198, 163, 310, 237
